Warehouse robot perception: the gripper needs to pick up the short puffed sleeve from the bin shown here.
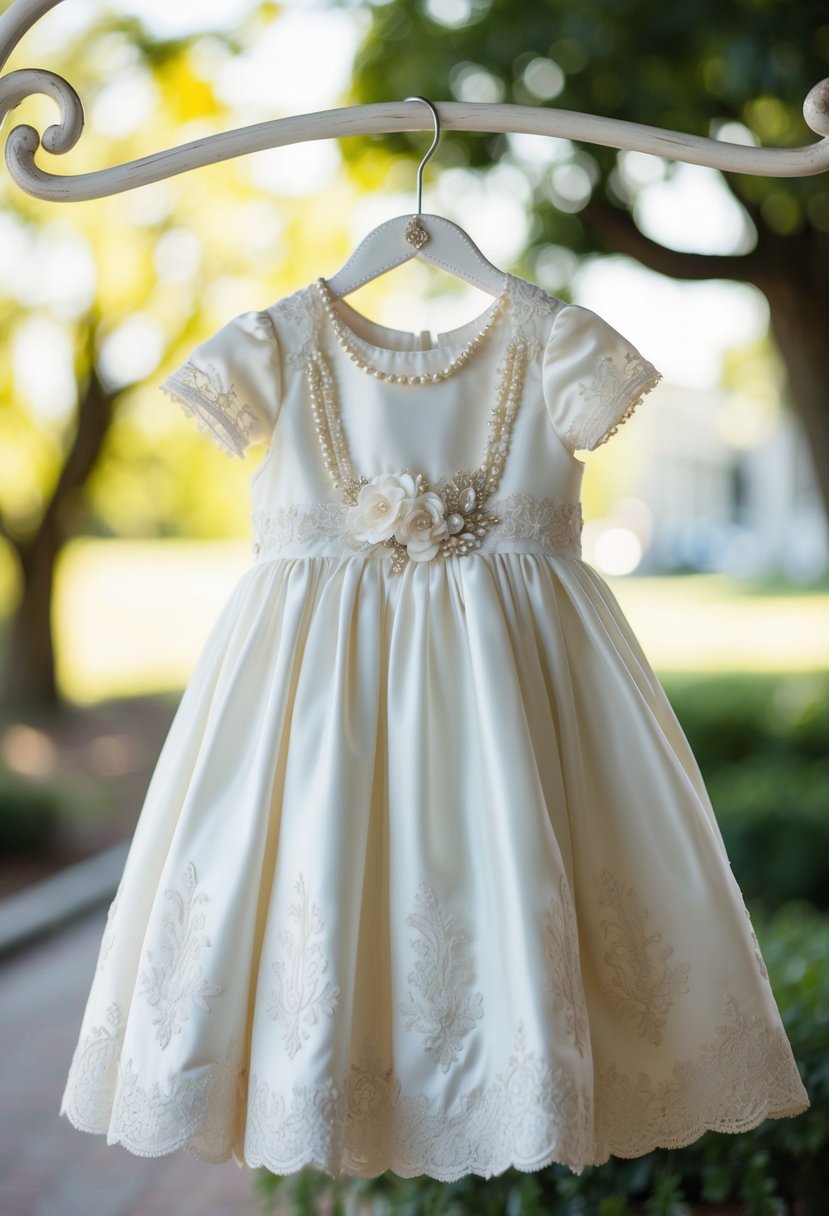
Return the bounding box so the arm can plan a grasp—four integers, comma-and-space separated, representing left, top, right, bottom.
159, 309, 281, 459
542, 303, 662, 453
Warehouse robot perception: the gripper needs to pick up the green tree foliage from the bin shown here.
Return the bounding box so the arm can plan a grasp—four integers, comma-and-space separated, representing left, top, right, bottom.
0, 4, 297, 706
338, 0, 829, 520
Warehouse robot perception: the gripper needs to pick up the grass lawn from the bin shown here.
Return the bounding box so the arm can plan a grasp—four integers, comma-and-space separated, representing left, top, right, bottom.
607, 571, 829, 676
1, 537, 828, 704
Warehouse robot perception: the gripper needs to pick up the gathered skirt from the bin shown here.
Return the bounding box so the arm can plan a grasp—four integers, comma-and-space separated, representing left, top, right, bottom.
59, 552, 809, 1180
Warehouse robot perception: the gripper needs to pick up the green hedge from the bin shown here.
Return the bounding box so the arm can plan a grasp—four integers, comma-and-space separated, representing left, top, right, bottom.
662, 672, 829, 913
706, 756, 829, 910
660, 672, 829, 771
0, 766, 61, 854
254, 901, 827, 1215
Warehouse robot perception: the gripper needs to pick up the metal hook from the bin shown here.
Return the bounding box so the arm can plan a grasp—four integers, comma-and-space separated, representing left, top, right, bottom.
403, 95, 440, 214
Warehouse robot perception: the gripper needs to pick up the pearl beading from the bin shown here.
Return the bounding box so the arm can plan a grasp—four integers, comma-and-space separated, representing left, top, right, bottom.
315, 277, 508, 385
303, 279, 531, 572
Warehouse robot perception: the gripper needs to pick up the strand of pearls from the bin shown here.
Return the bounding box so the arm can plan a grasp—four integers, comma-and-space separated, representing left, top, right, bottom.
315, 277, 508, 385
305, 333, 528, 508
480, 339, 527, 494
307, 355, 357, 496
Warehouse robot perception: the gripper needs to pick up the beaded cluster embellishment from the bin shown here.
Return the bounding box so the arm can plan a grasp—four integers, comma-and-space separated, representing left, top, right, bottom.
344, 469, 501, 573
404, 215, 430, 249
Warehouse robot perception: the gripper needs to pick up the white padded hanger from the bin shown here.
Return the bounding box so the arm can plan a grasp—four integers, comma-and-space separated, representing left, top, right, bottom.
323, 98, 509, 300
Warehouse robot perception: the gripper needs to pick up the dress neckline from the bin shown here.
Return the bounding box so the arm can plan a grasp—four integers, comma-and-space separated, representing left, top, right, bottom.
319, 275, 514, 359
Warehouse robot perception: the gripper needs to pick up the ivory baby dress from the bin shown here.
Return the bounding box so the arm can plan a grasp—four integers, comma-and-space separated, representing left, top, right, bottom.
60, 270, 809, 1181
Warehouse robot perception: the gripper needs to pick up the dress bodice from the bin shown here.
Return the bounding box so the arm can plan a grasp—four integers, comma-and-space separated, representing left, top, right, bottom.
159, 272, 662, 569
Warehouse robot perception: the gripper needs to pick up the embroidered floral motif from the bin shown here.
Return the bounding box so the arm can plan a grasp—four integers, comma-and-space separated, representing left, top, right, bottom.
596, 993, 809, 1156
544, 874, 589, 1056
60, 1001, 123, 1132
492, 1020, 589, 1166
396, 881, 484, 1074
96, 883, 123, 973
347, 1032, 398, 1124
565, 352, 662, 452
264, 872, 341, 1058
252, 501, 368, 554
598, 869, 690, 1045
138, 862, 223, 1051
250, 493, 583, 561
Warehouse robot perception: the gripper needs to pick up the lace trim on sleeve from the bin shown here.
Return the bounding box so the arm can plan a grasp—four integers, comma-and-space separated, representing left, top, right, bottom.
565, 356, 662, 453
160, 363, 256, 460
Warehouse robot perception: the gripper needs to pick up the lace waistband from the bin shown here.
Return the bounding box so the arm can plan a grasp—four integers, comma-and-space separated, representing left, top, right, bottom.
250, 494, 583, 562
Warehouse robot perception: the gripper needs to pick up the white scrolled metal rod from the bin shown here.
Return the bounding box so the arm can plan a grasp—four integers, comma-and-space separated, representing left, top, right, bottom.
1, 0, 829, 203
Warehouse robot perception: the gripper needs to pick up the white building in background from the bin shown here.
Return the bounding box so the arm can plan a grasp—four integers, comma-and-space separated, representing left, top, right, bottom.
582, 381, 829, 582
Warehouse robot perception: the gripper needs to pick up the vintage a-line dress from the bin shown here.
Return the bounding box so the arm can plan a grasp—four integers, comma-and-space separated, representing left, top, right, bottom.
60, 271, 809, 1181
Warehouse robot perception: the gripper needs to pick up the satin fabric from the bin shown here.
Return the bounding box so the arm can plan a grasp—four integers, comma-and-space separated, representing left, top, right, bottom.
60, 274, 808, 1180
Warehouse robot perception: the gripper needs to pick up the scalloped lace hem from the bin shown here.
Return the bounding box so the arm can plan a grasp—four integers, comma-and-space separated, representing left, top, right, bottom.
244, 1095, 811, 1181
60, 992, 808, 1181
60, 1092, 809, 1182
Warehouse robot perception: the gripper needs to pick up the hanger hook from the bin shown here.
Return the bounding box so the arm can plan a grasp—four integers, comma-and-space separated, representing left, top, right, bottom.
403, 95, 440, 214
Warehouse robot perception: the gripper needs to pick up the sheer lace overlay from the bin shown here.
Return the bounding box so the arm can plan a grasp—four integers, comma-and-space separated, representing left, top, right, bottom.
160, 369, 250, 459
160, 310, 278, 459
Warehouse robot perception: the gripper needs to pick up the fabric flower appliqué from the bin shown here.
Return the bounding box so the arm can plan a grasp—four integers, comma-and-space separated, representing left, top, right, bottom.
345, 472, 420, 544
345, 470, 500, 572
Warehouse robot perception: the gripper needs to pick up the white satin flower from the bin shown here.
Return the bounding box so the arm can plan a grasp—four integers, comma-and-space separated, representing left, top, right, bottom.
394, 492, 449, 561
345, 472, 418, 543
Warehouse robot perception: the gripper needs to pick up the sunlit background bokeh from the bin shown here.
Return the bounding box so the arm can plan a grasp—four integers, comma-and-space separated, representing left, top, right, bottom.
2, 1, 829, 1211
1, 0, 827, 706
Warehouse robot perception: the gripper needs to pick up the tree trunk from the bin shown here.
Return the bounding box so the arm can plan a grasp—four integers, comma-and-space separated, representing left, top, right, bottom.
1, 519, 62, 713
760, 272, 829, 522
0, 331, 115, 714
